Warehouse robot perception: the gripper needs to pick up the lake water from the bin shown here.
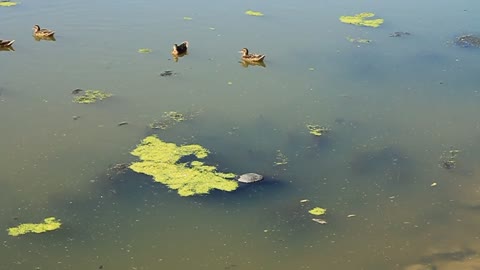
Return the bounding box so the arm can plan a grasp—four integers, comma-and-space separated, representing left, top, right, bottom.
1, 0, 480, 269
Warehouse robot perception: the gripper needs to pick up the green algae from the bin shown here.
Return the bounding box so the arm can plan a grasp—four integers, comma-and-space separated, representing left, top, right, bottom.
129, 136, 238, 196
308, 207, 326, 216
339, 12, 384, 28
0, 1, 17, 7
138, 48, 152, 53
183, 16, 193, 20
73, 90, 113, 104
8, 217, 61, 236
274, 150, 288, 166
150, 110, 200, 130
245, 10, 264, 16
346, 36, 372, 44
307, 124, 330, 136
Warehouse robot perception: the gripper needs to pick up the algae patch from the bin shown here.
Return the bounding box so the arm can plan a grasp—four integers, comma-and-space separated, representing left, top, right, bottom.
308, 207, 326, 216
307, 124, 330, 136
339, 12, 384, 28
245, 10, 264, 16
149, 110, 200, 130
274, 150, 288, 166
73, 90, 113, 104
129, 136, 238, 196
7, 217, 61, 236
0, 1, 17, 7
138, 48, 152, 53
346, 36, 372, 44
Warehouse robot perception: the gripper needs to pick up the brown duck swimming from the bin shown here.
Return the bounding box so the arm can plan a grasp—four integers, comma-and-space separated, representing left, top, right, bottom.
172, 41, 188, 56
0, 39, 15, 47
239, 48, 265, 62
32, 25, 55, 37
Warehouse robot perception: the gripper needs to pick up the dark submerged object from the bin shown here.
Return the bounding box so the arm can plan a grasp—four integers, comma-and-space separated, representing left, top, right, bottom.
72, 88, 84, 95
389, 31, 410, 37
455, 34, 480, 48
160, 70, 174, 77
237, 173, 264, 183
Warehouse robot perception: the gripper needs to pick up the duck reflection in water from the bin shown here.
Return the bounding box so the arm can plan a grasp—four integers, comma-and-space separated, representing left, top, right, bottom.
240, 59, 267, 68
33, 35, 56, 42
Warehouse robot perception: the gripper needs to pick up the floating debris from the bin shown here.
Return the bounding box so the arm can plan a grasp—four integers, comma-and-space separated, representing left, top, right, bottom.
306, 124, 330, 136
245, 10, 264, 16
129, 136, 238, 196
308, 207, 326, 216
107, 163, 130, 177
237, 173, 263, 183
117, 121, 128, 126
455, 34, 480, 48
300, 199, 310, 203
312, 218, 327, 224
347, 214, 357, 218
7, 217, 61, 236
389, 31, 411, 37
149, 110, 199, 130
339, 12, 384, 28
274, 150, 288, 166
72, 115, 80, 120
72, 90, 113, 104
160, 70, 175, 77
431, 182, 438, 187
346, 36, 372, 44
71, 88, 84, 95
440, 148, 460, 169
138, 48, 152, 53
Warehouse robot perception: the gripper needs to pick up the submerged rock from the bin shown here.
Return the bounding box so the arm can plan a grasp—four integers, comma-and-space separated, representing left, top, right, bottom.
389, 31, 411, 37
237, 173, 264, 183
455, 34, 480, 48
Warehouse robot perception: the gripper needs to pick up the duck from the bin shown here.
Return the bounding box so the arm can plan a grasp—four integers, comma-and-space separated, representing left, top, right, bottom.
171, 41, 188, 56
0, 39, 15, 47
239, 48, 265, 62
32, 25, 55, 37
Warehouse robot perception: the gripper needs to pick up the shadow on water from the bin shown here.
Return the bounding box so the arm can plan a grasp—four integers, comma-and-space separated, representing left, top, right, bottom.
349, 145, 413, 188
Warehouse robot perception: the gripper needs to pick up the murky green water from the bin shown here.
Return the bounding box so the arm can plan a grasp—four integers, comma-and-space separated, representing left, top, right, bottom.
2, 0, 480, 269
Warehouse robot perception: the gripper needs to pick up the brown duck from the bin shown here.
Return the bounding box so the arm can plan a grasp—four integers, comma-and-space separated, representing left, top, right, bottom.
172, 41, 188, 56
239, 48, 265, 62
32, 25, 55, 37
0, 39, 15, 47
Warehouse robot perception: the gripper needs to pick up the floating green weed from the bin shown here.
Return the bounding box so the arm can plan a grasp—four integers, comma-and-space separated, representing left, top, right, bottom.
339, 12, 384, 28
308, 207, 326, 216
129, 136, 238, 196
8, 217, 61, 236
73, 90, 113, 104
245, 10, 264, 16
307, 124, 330, 136
346, 36, 372, 44
0, 1, 17, 7
138, 48, 152, 53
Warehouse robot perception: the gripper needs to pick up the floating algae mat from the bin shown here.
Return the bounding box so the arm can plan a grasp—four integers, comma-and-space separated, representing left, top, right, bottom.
72, 89, 113, 104
138, 48, 152, 53
339, 12, 384, 28
7, 217, 62, 236
306, 124, 330, 136
245, 10, 264, 16
0, 1, 18, 7
129, 136, 238, 197
308, 207, 326, 216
